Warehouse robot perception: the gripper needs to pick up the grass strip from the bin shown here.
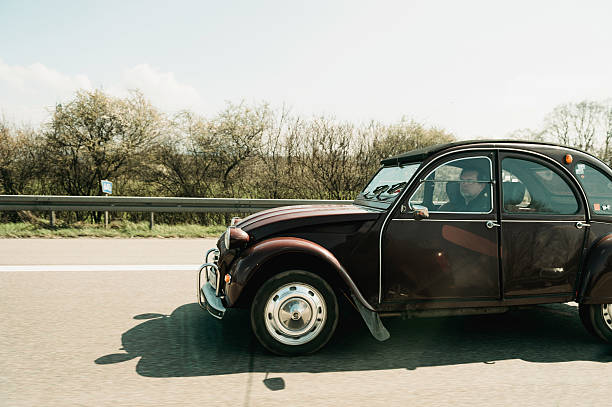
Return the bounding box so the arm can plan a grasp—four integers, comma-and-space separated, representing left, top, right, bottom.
0, 222, 226, 238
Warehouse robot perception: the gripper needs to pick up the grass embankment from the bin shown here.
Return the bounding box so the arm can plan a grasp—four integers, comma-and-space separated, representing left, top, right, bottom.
0, 222, 226, 238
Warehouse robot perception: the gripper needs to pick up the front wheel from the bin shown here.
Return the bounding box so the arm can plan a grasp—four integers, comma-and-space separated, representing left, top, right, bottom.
579, 303, 612, 342
250, 270, 339, 355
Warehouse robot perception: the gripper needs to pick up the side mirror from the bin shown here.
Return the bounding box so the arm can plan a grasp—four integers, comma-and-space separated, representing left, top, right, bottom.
411, 204, 430, 220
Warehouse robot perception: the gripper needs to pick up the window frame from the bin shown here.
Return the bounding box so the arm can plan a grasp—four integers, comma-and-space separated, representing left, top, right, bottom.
497, 152, 585, 221
574, 161, 612, 218
408, 155, 495, 215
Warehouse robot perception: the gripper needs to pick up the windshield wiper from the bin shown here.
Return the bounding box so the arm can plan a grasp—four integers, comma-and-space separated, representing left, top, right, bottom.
375, 182, 407, 201
363, 185, 389, 199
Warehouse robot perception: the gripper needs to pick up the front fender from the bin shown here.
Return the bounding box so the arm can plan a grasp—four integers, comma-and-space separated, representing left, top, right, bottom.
224, 237, 375, 311
579, 233, 612, 304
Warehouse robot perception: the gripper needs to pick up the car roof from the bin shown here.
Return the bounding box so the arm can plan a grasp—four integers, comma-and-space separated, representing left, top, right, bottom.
379, 139, 595, 166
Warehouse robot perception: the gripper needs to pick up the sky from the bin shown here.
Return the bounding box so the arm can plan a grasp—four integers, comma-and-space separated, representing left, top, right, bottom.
0, 0, 611, 139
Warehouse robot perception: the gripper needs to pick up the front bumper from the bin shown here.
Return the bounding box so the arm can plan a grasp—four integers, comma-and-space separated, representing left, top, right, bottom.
197, 248, 226, 319
199, 281, 226, 319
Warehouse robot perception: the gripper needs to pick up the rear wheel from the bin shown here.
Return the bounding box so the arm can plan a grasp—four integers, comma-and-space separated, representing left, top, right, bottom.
579, 303, 597, 337
579, 303, 612, 342
250, 270, 339, 355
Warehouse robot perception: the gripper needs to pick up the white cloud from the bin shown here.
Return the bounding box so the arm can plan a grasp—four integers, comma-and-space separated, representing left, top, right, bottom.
108, 64, 204, 113
0, 60, 205, 126
0, 59, 93, 125
0, 59, 92, 93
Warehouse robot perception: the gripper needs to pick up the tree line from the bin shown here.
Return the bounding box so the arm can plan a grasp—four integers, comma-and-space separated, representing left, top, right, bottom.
1, 90, 610, 225
510, 100, 612, 163
0, 90, 453, 224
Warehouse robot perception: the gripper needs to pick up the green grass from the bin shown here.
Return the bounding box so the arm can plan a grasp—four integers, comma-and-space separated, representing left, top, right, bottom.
0, 221, 226, 238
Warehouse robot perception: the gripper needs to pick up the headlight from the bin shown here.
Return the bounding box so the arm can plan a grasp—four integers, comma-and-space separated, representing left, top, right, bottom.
224, 226, 232, 249
224, 226, 250, 250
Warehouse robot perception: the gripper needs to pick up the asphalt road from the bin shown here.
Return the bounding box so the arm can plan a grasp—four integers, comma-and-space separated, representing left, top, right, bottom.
1, 238, 611, 406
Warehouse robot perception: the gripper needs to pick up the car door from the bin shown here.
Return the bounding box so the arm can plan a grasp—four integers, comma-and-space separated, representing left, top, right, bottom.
498, 152, 588, 299
381, 151, 501, 303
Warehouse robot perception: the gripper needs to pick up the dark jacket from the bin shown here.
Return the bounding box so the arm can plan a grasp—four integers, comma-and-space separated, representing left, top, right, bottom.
439, 182, 491, 212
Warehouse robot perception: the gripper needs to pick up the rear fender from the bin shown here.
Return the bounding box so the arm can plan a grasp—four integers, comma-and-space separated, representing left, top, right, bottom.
225, 237, 375, 311
578, 233, 612, 304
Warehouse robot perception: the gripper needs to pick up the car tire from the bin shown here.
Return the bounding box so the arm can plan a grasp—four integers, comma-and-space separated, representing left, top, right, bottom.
578, 303, 597, 337
579, 303, 612, 342
250, 270, 339, 356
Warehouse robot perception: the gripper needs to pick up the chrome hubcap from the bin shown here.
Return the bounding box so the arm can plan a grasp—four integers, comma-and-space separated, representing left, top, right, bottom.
602, 304, 612, 331
264, 283, 327, 346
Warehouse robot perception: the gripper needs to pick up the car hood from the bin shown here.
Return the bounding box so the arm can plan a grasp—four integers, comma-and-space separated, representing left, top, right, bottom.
236, 204, 383, 240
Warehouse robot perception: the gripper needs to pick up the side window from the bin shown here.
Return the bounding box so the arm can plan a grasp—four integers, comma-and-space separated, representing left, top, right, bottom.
409, 156, 493, 213
501, 158, 578, 214
575, 163, 612, 216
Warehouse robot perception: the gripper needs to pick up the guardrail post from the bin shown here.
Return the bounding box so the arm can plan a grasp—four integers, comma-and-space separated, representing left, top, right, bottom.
104, 192, 109, 229
149, 212, 154, 230
49, 211, 56, 228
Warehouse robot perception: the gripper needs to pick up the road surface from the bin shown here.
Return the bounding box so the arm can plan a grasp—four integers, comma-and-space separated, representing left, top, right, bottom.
1, 238, 611, 406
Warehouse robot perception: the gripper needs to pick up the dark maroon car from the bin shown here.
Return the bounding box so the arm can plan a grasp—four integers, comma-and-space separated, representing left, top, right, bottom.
198, 140, 612, 355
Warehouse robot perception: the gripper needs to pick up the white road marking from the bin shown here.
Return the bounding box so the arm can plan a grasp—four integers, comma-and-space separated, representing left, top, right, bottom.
0, 264, 202, 272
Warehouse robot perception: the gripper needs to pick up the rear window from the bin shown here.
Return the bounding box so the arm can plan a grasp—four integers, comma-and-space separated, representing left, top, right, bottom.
575, 163, 612, 215
502, 157, 578, 214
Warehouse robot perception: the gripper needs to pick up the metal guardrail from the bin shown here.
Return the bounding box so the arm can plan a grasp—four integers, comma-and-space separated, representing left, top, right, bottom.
0, 195, 352, 213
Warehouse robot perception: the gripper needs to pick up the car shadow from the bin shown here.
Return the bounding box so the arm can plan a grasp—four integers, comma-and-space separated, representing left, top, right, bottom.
95, 302, 612, 378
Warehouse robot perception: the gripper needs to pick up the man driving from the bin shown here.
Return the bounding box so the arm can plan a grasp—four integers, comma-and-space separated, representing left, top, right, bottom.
439, 167, 491, 212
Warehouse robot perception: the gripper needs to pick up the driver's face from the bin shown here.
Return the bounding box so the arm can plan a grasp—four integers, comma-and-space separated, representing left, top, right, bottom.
460, 170, 485, 199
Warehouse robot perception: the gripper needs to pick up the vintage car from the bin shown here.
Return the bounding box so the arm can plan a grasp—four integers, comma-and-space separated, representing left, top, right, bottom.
198, 140, 612, 355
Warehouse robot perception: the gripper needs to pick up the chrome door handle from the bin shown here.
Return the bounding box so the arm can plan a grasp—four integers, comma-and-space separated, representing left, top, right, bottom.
486, 221, 501, 229
575, 222, 591, 229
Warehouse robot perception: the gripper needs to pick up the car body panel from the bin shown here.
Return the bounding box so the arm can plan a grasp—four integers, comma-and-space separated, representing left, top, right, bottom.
579, 230, 612, 304
223, 236, 376, 311
383, 219, 500, 302
238, 204, 383, 241
500, 220, 586, 297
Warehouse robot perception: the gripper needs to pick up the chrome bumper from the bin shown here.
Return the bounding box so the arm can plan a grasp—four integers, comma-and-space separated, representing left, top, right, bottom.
197, 248, 226, 319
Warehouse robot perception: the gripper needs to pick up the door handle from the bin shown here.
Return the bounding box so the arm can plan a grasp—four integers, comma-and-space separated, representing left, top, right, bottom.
486, 221, 501, 229
575, 221, 591, 229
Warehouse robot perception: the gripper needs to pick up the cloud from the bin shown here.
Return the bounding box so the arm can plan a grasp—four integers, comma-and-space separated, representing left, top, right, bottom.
0, 59, 92, 94
0, 58, 93, 125
108, 64, 204, 113
0, 60, 204, 126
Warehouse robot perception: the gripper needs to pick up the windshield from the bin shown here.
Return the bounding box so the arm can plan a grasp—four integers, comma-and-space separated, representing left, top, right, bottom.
357, 162, 421, 206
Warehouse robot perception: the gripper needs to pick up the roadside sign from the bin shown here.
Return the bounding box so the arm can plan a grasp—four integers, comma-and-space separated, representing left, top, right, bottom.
101, 180, 113, 195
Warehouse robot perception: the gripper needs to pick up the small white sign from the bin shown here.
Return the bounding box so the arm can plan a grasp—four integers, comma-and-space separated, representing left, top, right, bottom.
101, 180, 113, 194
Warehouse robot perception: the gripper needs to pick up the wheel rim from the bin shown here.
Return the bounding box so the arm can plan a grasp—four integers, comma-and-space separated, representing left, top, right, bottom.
264, 282, 327, 346
602, 304, 612, 331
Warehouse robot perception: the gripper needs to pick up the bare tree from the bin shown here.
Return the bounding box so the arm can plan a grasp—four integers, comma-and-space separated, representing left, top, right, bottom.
545, 104, 572, 146
255, 104, 296, 198
571, 101, 603, 151
141, 110, 218, 197
602, 102, 612, 165
207, 102, 271, 197
545, 101, 604, 151
43, 90, 163, 198
367, 118, 454, 161
0, 120, 43, 195
507, 128, 548, 142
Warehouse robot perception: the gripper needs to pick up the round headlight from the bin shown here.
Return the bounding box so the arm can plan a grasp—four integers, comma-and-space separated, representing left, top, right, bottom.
224, 226, 232, 249
225, 226, 250, 250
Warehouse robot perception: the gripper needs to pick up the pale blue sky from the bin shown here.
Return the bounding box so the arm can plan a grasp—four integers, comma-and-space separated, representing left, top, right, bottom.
1, 0, 611, 138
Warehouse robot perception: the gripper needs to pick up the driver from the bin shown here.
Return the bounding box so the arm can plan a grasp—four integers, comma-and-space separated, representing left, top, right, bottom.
440, 167, 491, 212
